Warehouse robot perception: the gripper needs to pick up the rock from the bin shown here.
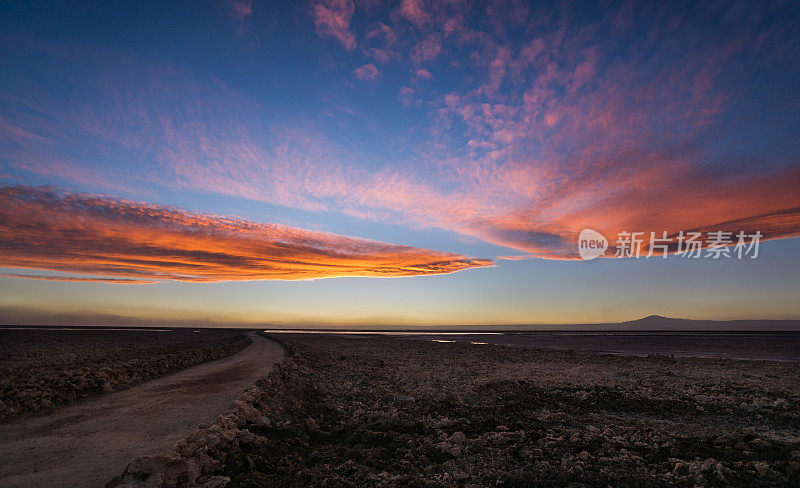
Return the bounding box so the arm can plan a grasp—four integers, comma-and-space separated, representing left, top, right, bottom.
750, 438, 772, 450
701, 458, 716, 472
126, 455, 170, 475
254, 416, 272, 428
451, 431, 466, 446
394, 395, 415, 408
715, 463, 728, 481
673, 462, 690, 475
452, 469, 469, 481
433, 417, 455, 428
202, 476, 230, 488
237, 429, 256, 443
233, 400, 261, 424
125, 454, 191, 488
577, 450, 592, 461
437, 441, 462, 458
694, 394, 712, 405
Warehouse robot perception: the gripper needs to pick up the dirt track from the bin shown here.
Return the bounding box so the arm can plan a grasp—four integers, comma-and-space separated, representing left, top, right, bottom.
0, 331, 284, 488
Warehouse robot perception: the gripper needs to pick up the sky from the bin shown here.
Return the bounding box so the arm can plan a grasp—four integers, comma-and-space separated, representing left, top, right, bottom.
1, 0, 799, 327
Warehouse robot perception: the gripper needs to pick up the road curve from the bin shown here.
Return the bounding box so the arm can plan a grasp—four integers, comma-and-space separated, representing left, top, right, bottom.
0, 331, 284, 488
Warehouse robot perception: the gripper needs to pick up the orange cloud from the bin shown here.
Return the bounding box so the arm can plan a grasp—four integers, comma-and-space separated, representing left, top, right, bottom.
0, 274, 160, 284
0, 186, 492, 283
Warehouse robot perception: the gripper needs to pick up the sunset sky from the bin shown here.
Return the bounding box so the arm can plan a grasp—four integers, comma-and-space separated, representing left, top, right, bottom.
1, 0, 799, 326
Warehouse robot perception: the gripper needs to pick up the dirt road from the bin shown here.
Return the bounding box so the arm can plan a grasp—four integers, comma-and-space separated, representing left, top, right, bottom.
0, 331, 284, 488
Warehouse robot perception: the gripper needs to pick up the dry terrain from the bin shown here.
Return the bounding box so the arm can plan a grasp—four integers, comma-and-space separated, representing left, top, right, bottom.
135, 333, 798, 487
0, 331, 284, 488
0, 327, 250, 420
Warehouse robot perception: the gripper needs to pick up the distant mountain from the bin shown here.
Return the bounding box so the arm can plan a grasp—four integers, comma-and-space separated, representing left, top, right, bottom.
619, 315, 694, 326
608, 315, 800, 331
624, 314, 687, 323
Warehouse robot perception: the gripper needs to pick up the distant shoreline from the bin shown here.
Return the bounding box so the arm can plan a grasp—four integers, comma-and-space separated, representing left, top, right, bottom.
3, 316, 800, 332
4, 325, 799, 361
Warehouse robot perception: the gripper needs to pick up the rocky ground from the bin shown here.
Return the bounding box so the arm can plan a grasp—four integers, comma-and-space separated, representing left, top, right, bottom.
410, 331, 800, 362
0, 328, 250, 420
111, 333, 800, 487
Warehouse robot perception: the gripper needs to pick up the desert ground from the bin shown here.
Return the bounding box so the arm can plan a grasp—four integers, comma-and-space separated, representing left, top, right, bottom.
403, 331, 800, 362
0, 330, 284, 488
110, 332, 800, 488
2, 329, 799, 487
0, 328, 251, 419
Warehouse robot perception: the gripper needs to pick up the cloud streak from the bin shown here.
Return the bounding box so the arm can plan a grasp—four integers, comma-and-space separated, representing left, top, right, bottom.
0, 186, 492, 283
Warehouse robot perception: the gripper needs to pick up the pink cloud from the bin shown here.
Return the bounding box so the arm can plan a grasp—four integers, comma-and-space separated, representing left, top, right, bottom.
399, 86, 416, 106
310, 0, 356, 50
218, 0, 254, 36
410, 34, 442, 64
366, 48, 400, 63
365, 22, 397, 45
354, 63, 381, 81
415, 68, 433, 79
221, 0, 252, 21
398, 0, 431, 29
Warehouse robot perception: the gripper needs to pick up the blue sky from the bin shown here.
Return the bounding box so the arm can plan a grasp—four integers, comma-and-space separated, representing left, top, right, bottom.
1, 0, 798, 326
